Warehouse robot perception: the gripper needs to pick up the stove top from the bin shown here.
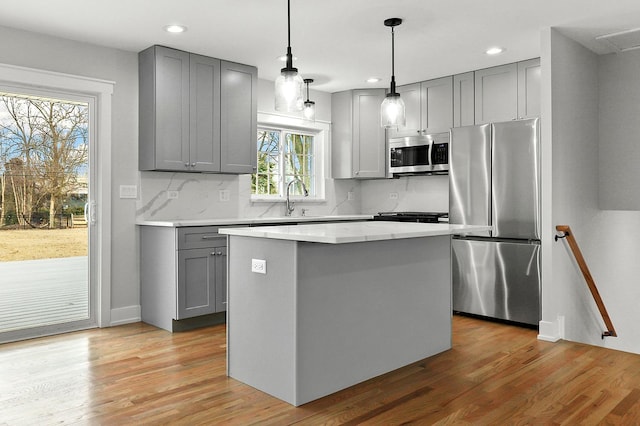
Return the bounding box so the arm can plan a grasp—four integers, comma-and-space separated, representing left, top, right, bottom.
373, 211, 448, 223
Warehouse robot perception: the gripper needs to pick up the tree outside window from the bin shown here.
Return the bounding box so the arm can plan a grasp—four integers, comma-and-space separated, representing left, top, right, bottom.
252, 128, 315, 198
0, 93, 88, 228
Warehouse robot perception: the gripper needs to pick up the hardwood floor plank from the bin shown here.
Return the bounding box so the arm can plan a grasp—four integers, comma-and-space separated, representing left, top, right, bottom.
2, 315, 640, 424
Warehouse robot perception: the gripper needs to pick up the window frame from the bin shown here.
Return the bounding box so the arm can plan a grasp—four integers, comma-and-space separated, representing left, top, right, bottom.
251, 113, 327, 202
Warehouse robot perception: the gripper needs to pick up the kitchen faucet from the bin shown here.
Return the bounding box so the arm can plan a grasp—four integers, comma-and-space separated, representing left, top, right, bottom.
285, 178, 309, 216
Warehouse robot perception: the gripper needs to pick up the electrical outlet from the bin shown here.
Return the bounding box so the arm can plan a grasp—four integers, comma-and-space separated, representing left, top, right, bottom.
389, 192, 399, 200
167, 190, 179, 199
251, 258, 266, 274
347, 191, 354, 201
219, 189, 230, 202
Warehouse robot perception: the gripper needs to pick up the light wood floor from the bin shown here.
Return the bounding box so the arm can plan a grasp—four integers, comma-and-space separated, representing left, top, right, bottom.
1, 315, 639, 425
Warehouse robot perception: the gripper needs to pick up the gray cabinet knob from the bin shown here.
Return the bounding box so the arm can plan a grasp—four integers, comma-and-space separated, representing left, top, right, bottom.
191, 163, 196, 167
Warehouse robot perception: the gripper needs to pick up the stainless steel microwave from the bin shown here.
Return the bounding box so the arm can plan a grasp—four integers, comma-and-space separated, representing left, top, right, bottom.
388, 132, 449, 176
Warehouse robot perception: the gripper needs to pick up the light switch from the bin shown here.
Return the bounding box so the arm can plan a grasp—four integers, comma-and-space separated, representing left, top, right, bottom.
119, 185, 137, 199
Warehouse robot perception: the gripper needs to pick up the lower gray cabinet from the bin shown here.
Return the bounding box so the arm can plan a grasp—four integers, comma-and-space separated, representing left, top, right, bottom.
140, 225, 226, 332
177, 243, 226, 319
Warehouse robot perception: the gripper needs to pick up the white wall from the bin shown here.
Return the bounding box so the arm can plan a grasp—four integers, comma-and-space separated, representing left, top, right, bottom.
542, 28, 640, 354
0, 25, 141, 320
598, 51, 640, 210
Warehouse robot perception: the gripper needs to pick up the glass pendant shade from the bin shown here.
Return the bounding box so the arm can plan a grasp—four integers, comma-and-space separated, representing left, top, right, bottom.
303, 100, 316, 121
275, 69, 304, 112
381, 93, 406, 128
381, 18, 406, 129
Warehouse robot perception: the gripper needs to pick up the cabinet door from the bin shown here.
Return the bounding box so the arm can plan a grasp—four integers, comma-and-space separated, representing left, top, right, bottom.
517, 58, 541, 119
154, 46, 191, 170
421, 76, 453, 133
474, 63, 518, 124
220, 61, 258, 174
453, 72, 475, 127
330, 90, 354, 179
177, 248, 217, 319
215, 245, 227, 312
190, 54, 221, 172
387, 83, 422, 138
352, 89, 387, 178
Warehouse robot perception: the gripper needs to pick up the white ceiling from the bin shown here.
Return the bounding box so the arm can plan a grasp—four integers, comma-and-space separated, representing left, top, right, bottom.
1, 0, 640, 93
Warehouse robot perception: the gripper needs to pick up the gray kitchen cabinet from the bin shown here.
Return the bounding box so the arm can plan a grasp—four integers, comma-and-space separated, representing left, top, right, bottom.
220, 60, 258, 173
474, 63, 518, 124
140, 225, 226, 332
388, 76, 453, 138
139, 45, 257, 173
453, 72, 475, 127
517, 58, 541, 120
474, 58, 540, 124
331, 89, 387, 179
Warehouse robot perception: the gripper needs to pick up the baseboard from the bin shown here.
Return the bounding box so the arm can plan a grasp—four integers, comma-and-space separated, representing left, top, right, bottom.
110, 305, 141, 326
537, 315, 565, 342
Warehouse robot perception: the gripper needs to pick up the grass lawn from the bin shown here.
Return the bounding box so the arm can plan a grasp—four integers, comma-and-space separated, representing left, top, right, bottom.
0, 228, 87, 262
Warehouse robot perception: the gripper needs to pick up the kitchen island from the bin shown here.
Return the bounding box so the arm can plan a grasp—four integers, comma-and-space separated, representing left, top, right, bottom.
220, 221, 491, 406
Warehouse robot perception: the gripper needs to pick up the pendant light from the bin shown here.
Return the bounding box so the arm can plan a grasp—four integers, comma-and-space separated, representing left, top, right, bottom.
275, 0, 304, 111
380, 18, 406, 129
303, 78, 316, 121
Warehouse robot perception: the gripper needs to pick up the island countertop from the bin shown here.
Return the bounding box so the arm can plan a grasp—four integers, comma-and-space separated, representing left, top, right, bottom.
219, 221, 492, 244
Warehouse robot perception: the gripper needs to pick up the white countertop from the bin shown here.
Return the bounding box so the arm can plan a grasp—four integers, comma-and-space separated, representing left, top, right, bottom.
135, 215, 373, 227
219, 221, 492, 244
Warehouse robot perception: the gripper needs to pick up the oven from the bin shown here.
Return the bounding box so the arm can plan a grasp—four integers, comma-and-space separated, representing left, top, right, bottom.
373, 212, 449, 223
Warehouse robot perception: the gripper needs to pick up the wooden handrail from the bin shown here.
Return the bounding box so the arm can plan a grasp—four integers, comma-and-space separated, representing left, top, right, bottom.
555, 225, 617, 338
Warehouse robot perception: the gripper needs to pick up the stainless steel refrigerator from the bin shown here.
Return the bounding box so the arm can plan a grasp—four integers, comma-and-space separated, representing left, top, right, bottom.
449, 118, 541, 326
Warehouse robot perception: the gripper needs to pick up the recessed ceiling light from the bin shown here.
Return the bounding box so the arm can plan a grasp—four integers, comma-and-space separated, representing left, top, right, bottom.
485, 47, 505, 55
165, 25, 187, 34
366, 77, 382, 83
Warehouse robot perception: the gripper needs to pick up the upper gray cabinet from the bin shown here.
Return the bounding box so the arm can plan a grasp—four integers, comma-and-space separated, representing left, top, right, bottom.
331, 89, 387, 179
220, 61, 258, 174
453, 72, 475, 127
474, 58, 540, 124
388, 76, 453, 138
139, 45, 257, 173
517, 59, 541, 121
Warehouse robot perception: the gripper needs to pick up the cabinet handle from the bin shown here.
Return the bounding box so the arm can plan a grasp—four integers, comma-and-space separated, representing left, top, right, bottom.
184, 163, 189, 167
216, 251, 222, 256
355, 171, 359, 175
201, 235, 219, 239
191, 163, 196, 167
211, 251, 217, 256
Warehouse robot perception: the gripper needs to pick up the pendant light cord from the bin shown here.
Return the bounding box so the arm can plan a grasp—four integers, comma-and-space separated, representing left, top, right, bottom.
391, 26, 395, 78
390, 25, 397, 94
287, 0, 291, 48
284, 0, 294, 69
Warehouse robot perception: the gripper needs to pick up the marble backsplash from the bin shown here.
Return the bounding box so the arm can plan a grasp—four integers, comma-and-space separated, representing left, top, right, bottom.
360, 175, 449, 214
135, 171, 361, 221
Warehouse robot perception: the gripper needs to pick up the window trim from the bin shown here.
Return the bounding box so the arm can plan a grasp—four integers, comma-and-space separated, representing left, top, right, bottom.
252, 113, 328, 202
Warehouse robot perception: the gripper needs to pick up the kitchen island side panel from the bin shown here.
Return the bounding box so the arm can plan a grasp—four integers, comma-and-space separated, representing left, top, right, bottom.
295, 236, 452, 405
226, 236, 298, 404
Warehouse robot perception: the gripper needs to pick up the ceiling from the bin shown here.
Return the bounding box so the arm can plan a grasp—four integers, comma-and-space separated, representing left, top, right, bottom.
1, 0, 640, 93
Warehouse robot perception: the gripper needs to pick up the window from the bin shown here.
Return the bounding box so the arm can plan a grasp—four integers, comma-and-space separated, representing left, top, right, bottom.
252, 127, 318, 199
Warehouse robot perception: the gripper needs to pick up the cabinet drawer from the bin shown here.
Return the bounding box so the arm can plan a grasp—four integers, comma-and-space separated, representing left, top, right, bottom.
177, 226, 225, 250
